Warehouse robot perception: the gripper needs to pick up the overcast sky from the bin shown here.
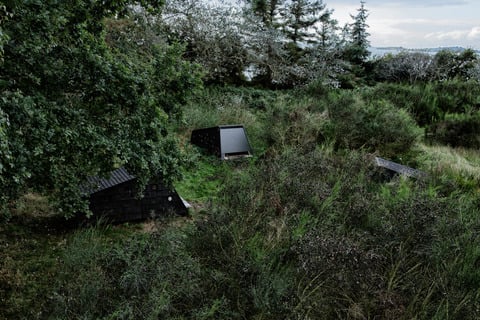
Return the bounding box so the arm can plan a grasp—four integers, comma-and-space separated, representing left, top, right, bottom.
327, 0, 480, 49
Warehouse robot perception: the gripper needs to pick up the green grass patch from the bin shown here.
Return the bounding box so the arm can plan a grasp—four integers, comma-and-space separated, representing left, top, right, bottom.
175, 156, 227, 204
0, 195, 147, 319
417, 143, 480, 192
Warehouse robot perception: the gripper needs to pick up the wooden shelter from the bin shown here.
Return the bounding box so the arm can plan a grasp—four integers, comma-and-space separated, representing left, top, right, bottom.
191, 125, 252, 159
82, 167, 188, 223
374, 157, 427, 179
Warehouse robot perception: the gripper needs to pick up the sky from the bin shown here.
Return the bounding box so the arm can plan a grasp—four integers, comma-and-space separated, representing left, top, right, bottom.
327, 0, 480, 49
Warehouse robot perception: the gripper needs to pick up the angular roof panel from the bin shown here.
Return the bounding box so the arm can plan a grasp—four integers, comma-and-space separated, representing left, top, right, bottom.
82, 167, 136, 195
374, 157, 426, 179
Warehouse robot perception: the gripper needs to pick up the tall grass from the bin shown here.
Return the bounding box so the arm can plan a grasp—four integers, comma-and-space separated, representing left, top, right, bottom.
4, 83, 480, 319
417, 143, 480, 192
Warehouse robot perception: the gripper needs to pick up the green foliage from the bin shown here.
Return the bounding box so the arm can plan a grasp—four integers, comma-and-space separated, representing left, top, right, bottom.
50, 225, 208, 319
0, 195, 66, 319
342, 0, 370, 65
432, 79, 480, 114
417, 144, 480, 193
249, 0, 285, 27
2, 83, 480, 319
367, 79, 480, 126
279, 0, 328, 47
0, 4, 11, 65
326, 91, 421, 157
175, 154, 226, 203
210, 147, 480, 318
0, 1, 202, 218
429, 112, 480, 149
259, 91, 329, 153
429, 48, 479, 81
181, 86, 280, 155
365, 82, 441, 126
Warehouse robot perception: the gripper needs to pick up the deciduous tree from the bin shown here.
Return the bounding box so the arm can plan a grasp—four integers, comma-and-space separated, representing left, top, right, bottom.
374, 52, 432, 83
0, 0, 201, 218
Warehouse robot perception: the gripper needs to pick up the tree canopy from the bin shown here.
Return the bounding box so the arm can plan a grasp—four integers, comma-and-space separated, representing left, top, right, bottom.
0, 0, 201, 218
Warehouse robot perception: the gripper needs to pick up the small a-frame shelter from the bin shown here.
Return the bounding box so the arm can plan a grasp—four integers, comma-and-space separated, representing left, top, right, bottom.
191, 125, 252, 159
374, 157, 427, 179
82, 167, 188, 223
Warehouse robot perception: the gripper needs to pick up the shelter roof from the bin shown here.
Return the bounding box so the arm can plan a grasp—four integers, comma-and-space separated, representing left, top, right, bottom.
82, 167, 135, 195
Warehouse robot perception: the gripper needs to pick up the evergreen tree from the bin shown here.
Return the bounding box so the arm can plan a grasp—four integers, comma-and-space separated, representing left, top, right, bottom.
344, 0, 370, 64
280, 0, 327, 46
314, 8, 340, 50
249, 0, 284, 28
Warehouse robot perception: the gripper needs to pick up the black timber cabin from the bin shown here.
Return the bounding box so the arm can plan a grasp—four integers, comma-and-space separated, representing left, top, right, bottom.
191, 125, 252, 159
83, 167, 188, 223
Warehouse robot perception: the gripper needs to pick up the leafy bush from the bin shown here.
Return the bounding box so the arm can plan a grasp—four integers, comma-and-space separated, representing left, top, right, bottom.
429, 112, 480, 148
199, 147, 480, 319
0, 2, 202, 218
366, 80, 480, 127
260, 94, 329, 153
365, 83, 440, 126
433, 80, 480, 115
326, 92, 421, 157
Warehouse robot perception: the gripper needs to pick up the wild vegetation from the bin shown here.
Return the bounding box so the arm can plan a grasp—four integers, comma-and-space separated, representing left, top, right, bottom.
1, 0, 480, 319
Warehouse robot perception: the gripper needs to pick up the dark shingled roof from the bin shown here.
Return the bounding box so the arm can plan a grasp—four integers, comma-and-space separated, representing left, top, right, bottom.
82, 167, 135, 195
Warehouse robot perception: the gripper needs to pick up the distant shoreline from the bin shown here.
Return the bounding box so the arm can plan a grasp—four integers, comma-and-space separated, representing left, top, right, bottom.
369, 46, 480, 57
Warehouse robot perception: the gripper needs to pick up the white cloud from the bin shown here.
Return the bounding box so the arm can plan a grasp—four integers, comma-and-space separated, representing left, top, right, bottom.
329, 0, 470, 7
467, 26, 480, 39
426, 26, 480, 41
325, 1, 480, 48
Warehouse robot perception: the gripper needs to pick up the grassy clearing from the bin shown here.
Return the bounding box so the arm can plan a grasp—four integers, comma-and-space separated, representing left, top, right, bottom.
416, 143, 480, 193
175, 156, 226, 204
418, 143, 480, 178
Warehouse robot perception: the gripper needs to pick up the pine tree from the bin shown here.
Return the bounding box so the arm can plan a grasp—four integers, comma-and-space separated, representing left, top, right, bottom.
243, 0, 343, 87
346, 0, 370, 64
280, 0, 327, 45
249, 0, 284, 28
278, 0, 332, 64
314, 8, 339, 50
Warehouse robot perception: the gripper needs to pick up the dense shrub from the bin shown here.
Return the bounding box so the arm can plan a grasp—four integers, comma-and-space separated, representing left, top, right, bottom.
326, 92, 421, 157
366, 80, 480, 127
429, 112, 480, 148
260, 97, 329, 153
198, 148, 480, 319
49, 226, 213, 319
433, 80, 480, 114
364, 83, 440, 126
4, 82, 480, 320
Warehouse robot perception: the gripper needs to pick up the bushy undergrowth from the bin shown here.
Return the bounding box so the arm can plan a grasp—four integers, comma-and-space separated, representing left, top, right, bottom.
325, 91, 421, 158
185, 147, 480, 319
429, 112, 480, 148
365, 80, 480, 127
4, 84, 480, 319
178, 86, 279, 155
26, 147, 477, 319
50, 224, 215, 319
